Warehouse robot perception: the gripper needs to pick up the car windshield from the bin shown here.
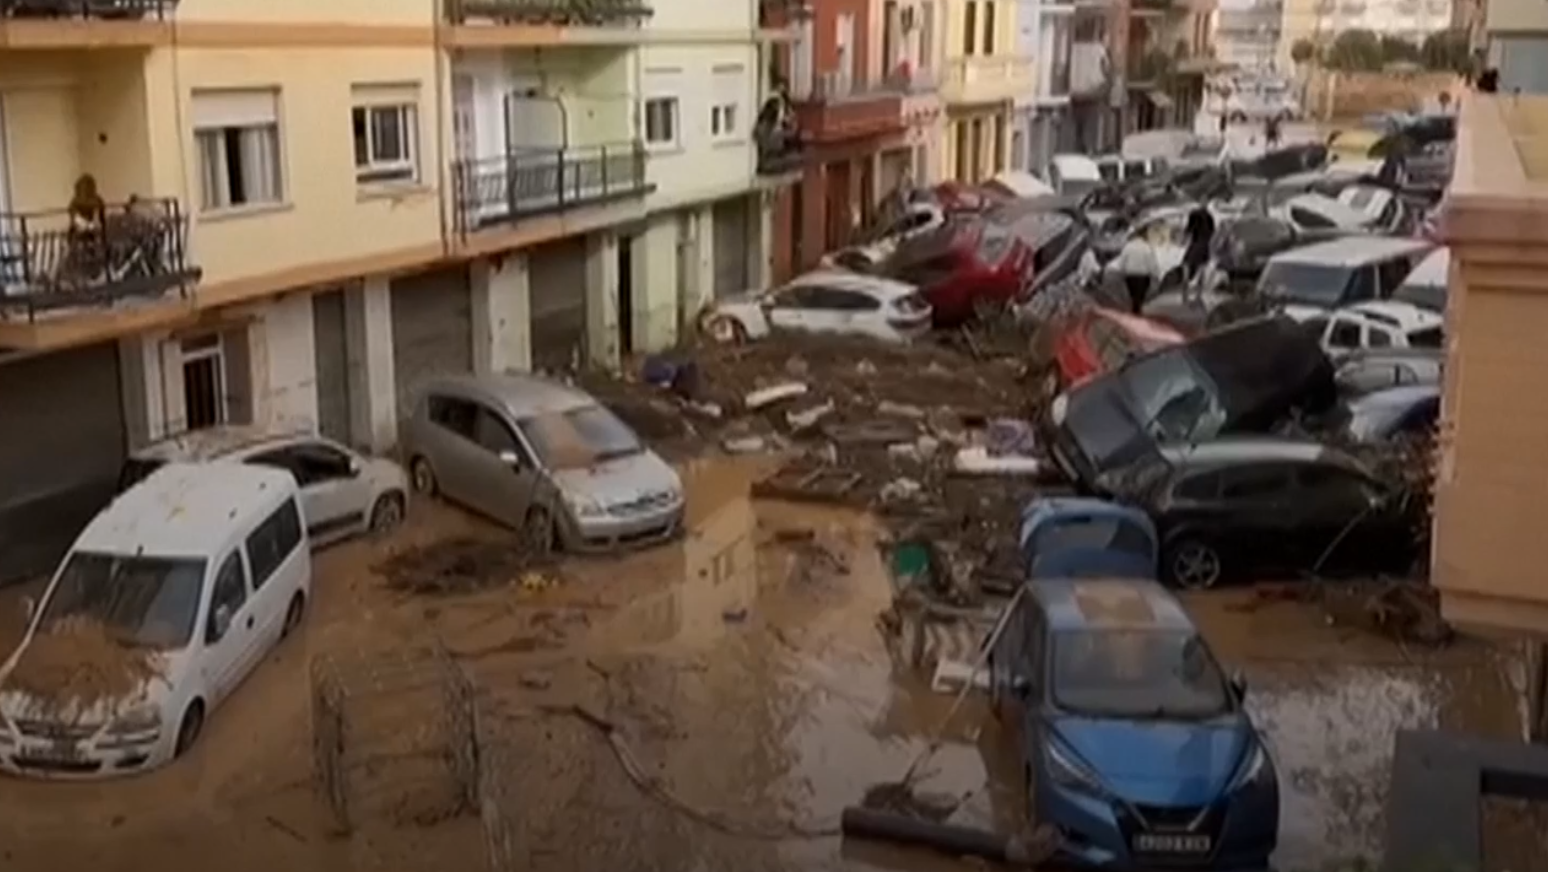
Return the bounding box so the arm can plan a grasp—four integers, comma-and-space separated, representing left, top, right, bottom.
518, 404, 643, 470
37, 552, 206, 650
1051, 628, 1233, 719
1031, 515, 1154, 563
1116, 351, 1227, 443
1259, 261, 1355, 307
1065, 385, 1151, 469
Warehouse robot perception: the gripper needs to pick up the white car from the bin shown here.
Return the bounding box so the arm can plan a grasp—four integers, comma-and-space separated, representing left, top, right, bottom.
697, 270, 932, 343
119, 424, 409, 547
1299, 301, 1444, 355
820, 242, 892, 272
1276, 193, 1375, 235
0, 462, 311, 777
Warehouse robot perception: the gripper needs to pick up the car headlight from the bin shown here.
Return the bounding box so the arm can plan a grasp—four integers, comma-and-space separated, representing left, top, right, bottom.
1046, 741, 1105, 794
108, 705, 162, 735
1049, 394, 1069, 424
564, 493, 607, 519
1228, 743, 1272, 792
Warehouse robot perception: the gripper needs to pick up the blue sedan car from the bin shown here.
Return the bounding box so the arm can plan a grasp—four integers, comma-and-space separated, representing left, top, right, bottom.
989, 577, 1279, 869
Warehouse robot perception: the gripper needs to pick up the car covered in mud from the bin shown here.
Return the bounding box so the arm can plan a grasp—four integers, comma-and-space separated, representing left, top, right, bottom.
989, 577, 1279, 869
0, 462, 311, 777
1018, 498, 1157, 579
1050, 307, 1185, 392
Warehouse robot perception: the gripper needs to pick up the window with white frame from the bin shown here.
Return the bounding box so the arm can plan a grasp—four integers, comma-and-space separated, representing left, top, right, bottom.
192, 89, 284, 212
710, 64, 745, 141
351, 83, 421, 185
643, 68, 681, 148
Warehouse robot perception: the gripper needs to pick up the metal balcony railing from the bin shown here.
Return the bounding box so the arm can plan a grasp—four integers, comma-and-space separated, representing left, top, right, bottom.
451, 143, 651, 234
445, 0, 652, 26
755, 126, 805, 175
0, 199, 199, 321
0, 0, 177, 18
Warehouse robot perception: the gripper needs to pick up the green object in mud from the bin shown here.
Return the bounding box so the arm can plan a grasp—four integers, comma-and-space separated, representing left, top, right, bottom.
889, 542, 935, 588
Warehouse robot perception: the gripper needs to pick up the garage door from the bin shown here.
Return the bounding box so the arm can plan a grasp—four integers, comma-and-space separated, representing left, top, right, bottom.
391, 266, 473, 425
713, 197, 751, 298
313, 289, 352, 445
0, 343, 127, 584
528, 237, 589, 373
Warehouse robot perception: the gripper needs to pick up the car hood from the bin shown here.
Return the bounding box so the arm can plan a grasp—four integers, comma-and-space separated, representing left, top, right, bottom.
0, 648, 185, 727
550, 451, 682, 507
1053, 715, 1252, 805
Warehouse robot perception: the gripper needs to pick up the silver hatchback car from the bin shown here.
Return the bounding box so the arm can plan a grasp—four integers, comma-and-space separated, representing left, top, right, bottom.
400, 373, 684, 552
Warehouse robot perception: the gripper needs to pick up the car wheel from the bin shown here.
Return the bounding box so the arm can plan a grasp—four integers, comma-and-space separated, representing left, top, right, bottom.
522, 506, 556, 558
1165, 538, 1224, 590
409, 457, 437, 496
174, 700, 205, 758
705, 315, 747, 344
369, 492, 405, 534
282, 593, 306, 638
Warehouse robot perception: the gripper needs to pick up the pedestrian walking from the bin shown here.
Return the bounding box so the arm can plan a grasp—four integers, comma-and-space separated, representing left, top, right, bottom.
1477, 68, 1499, 93
1264, 115, 1282, 149
1116, 233, 1158, 315
1182, 204, 1216, 297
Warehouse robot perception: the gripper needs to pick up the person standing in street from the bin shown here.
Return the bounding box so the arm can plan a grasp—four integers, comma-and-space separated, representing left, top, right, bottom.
1117, 233, 1158, 315
1182, 204, 1216, 298
1264, 115, 1282, 149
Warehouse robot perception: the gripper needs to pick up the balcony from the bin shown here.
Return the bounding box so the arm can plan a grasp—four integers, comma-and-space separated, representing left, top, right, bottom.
940, 56, 1036, 107
0, 199, 198, 322
0, 0, 177, 48
441, 0, 653, 46
450, 143, 652, 234
791, 74, 910, 143
755, 124, 806, 176
1127, 47, 1173, 85
1071, 40, 1111, 98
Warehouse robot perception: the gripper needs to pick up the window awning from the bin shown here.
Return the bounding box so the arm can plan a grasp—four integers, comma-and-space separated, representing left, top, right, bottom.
1144, 90, 1175, 109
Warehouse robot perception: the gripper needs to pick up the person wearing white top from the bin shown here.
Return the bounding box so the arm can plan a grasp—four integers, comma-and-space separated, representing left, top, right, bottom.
1116, 234, 1158, 314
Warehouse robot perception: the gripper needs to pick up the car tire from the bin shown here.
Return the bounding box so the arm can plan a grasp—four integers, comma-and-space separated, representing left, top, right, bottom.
705, 315, 748, 344
174, 700, 205, 758
523, 506, 556, 558
409, 457, 437, 497
282, 592, 306, 638
1164, 537, 1224, 590
369, 492, 406, 534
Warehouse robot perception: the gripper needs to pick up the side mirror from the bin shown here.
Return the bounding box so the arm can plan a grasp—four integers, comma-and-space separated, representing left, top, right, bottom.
348, 458, 362, 477
1230, 670, 1248, 700
497, 450, 521, 467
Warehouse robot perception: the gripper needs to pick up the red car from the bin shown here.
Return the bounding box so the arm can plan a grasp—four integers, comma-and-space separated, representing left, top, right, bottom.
1052, 307, 1185, 390
879, 221, 1032, 326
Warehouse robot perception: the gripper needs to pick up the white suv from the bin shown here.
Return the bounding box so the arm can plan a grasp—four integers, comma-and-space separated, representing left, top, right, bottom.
1302, 301, 1443, 356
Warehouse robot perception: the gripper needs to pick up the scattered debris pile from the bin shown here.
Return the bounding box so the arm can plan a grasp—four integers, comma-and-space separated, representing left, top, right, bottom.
2, 615, 165, 720
1252, 579, 1452, 647
377, 538, 562, 596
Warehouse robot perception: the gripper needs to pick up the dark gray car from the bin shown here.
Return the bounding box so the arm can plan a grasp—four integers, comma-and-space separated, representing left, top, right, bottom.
401, 373, 684, 553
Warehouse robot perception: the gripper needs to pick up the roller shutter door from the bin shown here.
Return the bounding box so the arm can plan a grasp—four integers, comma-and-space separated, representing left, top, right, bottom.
528, 237, 589, 373
391, 266, 473, 424
712, 197, 751, 298
313, 289, 352, 445
0, 343, 127, 584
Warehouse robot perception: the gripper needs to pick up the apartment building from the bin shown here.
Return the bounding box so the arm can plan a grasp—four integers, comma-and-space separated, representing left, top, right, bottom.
767, 0, 946, 275
0, 0, 791, 582
1278, 0, 1450, 68
942, 0, 1035, 183
1482, 0, 1548, 92
1016, 0, 1076, 175
1217, 0, 1282, 70
1124, 0, 1216, 132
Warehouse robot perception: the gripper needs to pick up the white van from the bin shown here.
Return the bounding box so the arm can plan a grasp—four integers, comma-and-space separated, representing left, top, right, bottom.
0, 462, 311, 778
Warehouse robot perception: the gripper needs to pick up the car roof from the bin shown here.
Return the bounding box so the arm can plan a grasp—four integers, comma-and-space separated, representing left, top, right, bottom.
1156, 435, 1332, 468
1284, 193, 1371, 227
1402, 246, 1449, 287
1267, 235, 1433, 268
1032, 578, 1194, 633
424, 371, 595, 418
1340, 300, 1443, 331
786, 269, 919, 301
75, 462, 296, 559
132, 423, 316, 462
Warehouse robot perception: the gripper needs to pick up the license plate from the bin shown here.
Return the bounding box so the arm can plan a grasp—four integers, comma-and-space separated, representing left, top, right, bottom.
21, 740, 81, 762
1133, 833, 1212, 853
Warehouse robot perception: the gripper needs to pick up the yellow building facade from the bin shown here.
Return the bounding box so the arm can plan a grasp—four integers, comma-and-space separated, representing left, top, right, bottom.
939, 0, 1034, 183
0, 0, 791, 582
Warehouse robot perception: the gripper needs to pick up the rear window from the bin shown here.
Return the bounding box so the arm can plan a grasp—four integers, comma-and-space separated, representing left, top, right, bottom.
117, 457, 167, 494
1407, 327, 1443, 348
1259, 261, 1356, 307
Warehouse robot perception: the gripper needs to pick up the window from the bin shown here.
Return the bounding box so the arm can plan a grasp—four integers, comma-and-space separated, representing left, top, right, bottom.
192, 89, 284, 211
982, 0, 995, 54
1295, 464, 1376, 504
1289, 206, 1336, 229
710, 64, 744, 141
964, 2, 976, 54
206, 551, 248, 644
1327, 321, 1361, 348
811, 288, 881, 310
644, 96, 679, 147
472, 407, 522, 458
246, 499, 303, 590
351, 85, 419, 185
1367, 327, 1393, 348
710, 104, 739, 138
1408, 326, 1443, 348
1219, 465, 1292, 500
427, 394, 478, 437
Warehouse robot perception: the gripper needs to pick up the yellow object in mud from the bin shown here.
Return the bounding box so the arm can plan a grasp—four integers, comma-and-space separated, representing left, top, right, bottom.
519, 571, 555, 591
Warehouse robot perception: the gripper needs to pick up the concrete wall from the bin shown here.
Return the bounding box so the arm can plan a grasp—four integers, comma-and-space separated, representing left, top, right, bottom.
640, 44, 761, 210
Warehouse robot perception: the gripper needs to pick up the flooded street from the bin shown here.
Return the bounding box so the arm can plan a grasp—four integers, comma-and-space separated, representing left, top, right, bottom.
0, 457, 1535, 871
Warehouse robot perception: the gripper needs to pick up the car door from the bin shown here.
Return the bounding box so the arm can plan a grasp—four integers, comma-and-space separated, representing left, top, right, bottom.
1213, 463, 1298, 573
249, 442, 367, 545
825, 288, 885, 337
199, 548, 258, 705
420, 394, 488, 513
1287, 462, 1396, 574
244, 498, 305, 648
468, 405, 545, 529
1325, 317, 1362, 353
1365, 325, 1396, 350
763, 285, 827, 333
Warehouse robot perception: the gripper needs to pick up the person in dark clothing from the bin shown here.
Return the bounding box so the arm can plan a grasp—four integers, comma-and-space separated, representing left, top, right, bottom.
1182, 205, 1216, 289
1477, 68, 1499, 93
1264, 116, 1282, 148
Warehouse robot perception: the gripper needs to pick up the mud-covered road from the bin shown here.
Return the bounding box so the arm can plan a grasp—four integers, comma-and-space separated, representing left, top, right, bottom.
0, 457, 1538, 871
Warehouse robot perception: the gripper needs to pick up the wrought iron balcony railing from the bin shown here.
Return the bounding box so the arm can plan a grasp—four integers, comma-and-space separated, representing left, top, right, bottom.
0, 199, 199, 321
0, 0, 178, 19
451, 143, 652, 234
445, 0, 652, 27
755, 126, 805, 175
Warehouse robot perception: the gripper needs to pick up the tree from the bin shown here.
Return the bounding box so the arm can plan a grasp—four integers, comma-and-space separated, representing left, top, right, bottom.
1324, 29, 1384, 72
1290, 38, 1318, 65
1421, 28, 1472, 74
1379, 34, 1421, 66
